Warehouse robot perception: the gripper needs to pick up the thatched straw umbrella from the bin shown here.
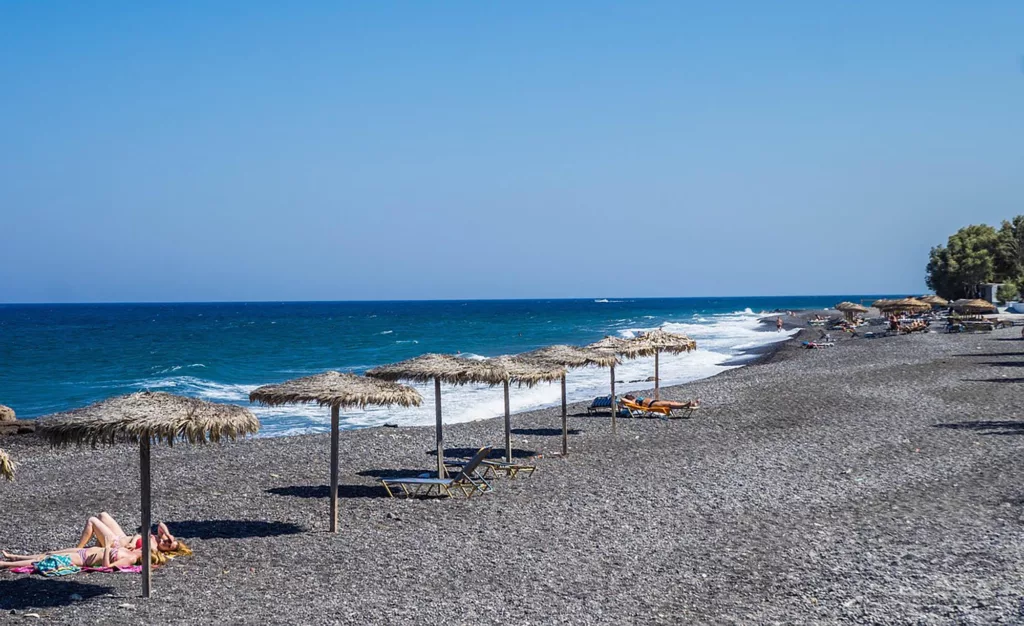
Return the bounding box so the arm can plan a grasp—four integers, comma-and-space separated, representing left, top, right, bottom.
586, 336, 657, 433
489, 356, 565, 463
878, 298, 931, 314
249, 372, 421, 533
919, 295, 949, 308
0, 448, 14, 481
0, 404, 15, 423
634, 329, 697, 400
515, 345, 619, 455
953, 299, 998, 314
367, 354, 511, 478
835, 301, 869, 321
37, 391, 259, 598
872, 299, 895, 310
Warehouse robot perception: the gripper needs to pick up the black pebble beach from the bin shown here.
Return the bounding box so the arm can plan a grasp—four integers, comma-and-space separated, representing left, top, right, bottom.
3, 326, 1024, 624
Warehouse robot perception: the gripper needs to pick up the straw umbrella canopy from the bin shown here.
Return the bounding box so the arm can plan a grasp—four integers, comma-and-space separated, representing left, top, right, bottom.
919, 295, 949, 307
249, 372, 421, 533
872, 299, 895, 310
366, 354, 512, 477
36, 391, 259, 598
953, 299, 998, 314
0, 448, 14, 481
488, 356, 565, 463
634, 329, 697, 400
515, 345, 619, 455
586, 336, 657, 432
835, 301, 869, 321
878, 298, 931, 314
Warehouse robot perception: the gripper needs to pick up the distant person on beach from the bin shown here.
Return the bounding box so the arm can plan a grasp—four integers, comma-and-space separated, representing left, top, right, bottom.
776, 317, 784, 332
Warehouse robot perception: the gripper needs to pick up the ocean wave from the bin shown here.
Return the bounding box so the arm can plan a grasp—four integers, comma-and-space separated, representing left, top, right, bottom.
379, 330, 393, 335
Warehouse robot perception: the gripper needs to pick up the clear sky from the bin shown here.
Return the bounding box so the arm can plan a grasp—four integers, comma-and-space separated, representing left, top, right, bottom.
1, 2, 1022, 303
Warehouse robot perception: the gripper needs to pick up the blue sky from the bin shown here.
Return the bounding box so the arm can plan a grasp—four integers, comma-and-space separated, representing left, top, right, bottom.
1, 2, 1022, 302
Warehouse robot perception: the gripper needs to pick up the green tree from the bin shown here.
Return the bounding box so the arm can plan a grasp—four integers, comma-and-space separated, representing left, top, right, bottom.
995, 215, 1024, 282
997, 281, 1019, 303
925, 224, 999, 300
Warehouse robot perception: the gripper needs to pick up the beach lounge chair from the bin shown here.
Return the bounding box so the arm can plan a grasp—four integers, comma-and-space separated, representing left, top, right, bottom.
587, 396, 632, 418
587, 395, 612, 415
619, 398, 670, 418
380, 447, 494, 498
446, 457, 537, 479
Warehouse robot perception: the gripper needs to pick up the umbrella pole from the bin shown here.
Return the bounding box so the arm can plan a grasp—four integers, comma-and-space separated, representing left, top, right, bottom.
504, 379, 512, 464
140, 438, 152, 599
560, 373, 568, 456
654, 350, 660, 400
610, 364, 617, 434
435, 377, 445, 478
329, 404, 340, 534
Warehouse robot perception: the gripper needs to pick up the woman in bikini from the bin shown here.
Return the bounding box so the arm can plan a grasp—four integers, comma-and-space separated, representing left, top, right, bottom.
3, 512, 189, 562
0, 543, 150, 576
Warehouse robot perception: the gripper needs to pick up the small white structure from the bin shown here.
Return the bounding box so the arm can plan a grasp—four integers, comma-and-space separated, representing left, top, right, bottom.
979, 283, 1002, 304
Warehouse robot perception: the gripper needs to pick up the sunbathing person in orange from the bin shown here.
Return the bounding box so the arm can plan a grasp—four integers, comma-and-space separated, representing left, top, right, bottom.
623, 394, 699, 410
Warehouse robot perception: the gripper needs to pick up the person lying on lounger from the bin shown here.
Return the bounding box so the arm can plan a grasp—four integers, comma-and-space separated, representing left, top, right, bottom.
623, 394, 699, 410
0, 544, 154, 575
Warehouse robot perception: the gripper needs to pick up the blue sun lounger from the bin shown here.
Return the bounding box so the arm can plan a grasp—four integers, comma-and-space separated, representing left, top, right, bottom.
587, 395, 631, 418
380, 446, 493, 498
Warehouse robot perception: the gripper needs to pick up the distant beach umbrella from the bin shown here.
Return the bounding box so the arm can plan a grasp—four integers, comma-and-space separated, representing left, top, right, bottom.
249, 372, 421, 533
515, 345, 619, 455
0, 448, 14, 481
632, 329, 697, 400
367, 354, 514, 477
877, 298, 931, 314
586, 336, 657, 433
919, 295, 949, 307
872, 299, 895, 310
488, 356, 565, 463
953, 299, 998, 314
835, 301, 869, 321
37, 391, 259, 599
0, 404, 14, 423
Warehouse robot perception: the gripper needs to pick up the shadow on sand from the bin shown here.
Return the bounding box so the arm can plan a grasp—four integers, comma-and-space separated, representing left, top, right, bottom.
168, 520, 305, 539
511, 428, 581, 437
267, 485, 389, 499
0, 578, 113, 611
962, 377, 1024, 384
933, 420, 1024, 436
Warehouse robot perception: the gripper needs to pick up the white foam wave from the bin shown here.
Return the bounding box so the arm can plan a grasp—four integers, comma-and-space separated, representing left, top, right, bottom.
143, 306, 799, 438
379, 330, 393, 335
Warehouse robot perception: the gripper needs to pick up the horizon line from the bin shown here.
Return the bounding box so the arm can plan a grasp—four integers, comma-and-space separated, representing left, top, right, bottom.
0, 292, 916, 306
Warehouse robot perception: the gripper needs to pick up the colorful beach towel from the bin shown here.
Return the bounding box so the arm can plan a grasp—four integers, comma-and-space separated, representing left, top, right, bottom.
10, 564, 142, 576
32, 554, 80, 577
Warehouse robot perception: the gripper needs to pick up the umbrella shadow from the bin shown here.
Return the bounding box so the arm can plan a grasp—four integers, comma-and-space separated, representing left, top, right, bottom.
0, 578, 113, 611
168, 520, 305, 539
266, 485, 390, 499
952, 352, 1024, 358
357, 468, 429, 479
428, 447, 538, 460
980, 362, 1024, 367
933, 421, 1024, 436
511, 428, 581, 437
962, 377, 1024, 383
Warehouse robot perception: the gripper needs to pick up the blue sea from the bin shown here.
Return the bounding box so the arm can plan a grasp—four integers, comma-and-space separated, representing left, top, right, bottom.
0, 297, 886, 437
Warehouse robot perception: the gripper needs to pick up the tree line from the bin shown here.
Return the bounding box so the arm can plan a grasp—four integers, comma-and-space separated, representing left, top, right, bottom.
926, 216, 1024, 302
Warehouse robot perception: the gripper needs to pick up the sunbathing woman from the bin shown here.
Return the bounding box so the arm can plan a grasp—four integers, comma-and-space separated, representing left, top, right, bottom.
2, 512, 189, 562
0, 544, 151, 576
623, 394, 699, 410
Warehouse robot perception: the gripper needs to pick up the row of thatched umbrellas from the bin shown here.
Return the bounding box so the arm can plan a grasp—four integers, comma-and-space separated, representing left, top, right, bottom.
835, 297, 997, 318
9, 329, 697, 598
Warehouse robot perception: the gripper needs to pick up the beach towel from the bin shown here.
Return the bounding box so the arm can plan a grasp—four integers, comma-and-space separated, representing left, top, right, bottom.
10, 564, 142, 576
30, 554, 80, 577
